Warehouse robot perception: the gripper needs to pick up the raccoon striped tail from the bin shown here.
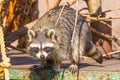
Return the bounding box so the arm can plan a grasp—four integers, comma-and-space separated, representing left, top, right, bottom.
85, 42, 103, 64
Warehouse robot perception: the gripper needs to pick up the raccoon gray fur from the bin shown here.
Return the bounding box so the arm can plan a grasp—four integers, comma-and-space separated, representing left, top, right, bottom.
26, 5, 103, 72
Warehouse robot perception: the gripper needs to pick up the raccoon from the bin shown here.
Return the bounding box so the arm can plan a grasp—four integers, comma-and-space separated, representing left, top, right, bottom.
26, 5, 103, 72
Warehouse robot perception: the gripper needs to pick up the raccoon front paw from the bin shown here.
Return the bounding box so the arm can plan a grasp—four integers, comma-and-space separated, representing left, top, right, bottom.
52, 70, 60, 76
69, 64, 78, 73
52, 66, 60, 76
53, 65, 60, 73
33, 65, 44, 72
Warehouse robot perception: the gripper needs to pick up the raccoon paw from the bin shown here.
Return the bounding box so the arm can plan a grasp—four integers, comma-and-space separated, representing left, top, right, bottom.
52, 70, 60, 76
53, 66, 60, 73
33, 65, 44, 72
69, 64, 78, 73
51, 66, 60, 76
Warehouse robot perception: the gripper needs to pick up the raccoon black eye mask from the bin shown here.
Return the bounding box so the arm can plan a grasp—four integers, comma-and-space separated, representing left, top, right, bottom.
30, 47, 54, 53
30, 47, 39, 53
44, 47, 54, 53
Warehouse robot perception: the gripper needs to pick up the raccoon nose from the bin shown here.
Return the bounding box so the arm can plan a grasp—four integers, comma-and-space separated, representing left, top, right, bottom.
40, 55, 45, 59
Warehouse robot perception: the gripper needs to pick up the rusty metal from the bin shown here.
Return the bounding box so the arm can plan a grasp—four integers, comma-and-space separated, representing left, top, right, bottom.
91, 21, 112, 59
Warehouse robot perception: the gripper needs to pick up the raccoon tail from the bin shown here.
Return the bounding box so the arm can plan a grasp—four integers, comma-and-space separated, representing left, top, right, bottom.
85, 42, 103, 64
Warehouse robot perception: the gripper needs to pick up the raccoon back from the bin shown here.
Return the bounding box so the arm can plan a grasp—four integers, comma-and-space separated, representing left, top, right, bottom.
32, 5, 89, 53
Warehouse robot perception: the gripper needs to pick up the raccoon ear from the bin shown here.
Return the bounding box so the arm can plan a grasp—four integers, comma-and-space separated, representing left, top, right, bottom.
46, 29, 55, 39
27, 30, 36, 41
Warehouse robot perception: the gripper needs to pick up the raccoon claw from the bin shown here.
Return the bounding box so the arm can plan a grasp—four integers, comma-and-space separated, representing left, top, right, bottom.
53, 66, 60, 73
69, 64, 78, 73
52, 65, 61, 76
52, 70, 60, 76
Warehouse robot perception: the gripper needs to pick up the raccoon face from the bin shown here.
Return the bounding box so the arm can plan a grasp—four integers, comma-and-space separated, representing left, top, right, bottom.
27, 29, 57, 61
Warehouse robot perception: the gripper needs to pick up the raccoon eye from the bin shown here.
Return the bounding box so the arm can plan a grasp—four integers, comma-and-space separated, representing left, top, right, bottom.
30, 47, 39, 53
44, 47, 54, 53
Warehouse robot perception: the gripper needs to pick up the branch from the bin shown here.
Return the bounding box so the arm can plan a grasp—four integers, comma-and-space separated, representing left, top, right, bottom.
84, 15, 120, 35
90, 23, 120, 46
82, 50, 120, 61
91, 27, 112, 40
8, 45, 26, 53
66, 0, 77, 6
46, 0, 50, 11
51, 0, 61, 9
5, 19, 38, 46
